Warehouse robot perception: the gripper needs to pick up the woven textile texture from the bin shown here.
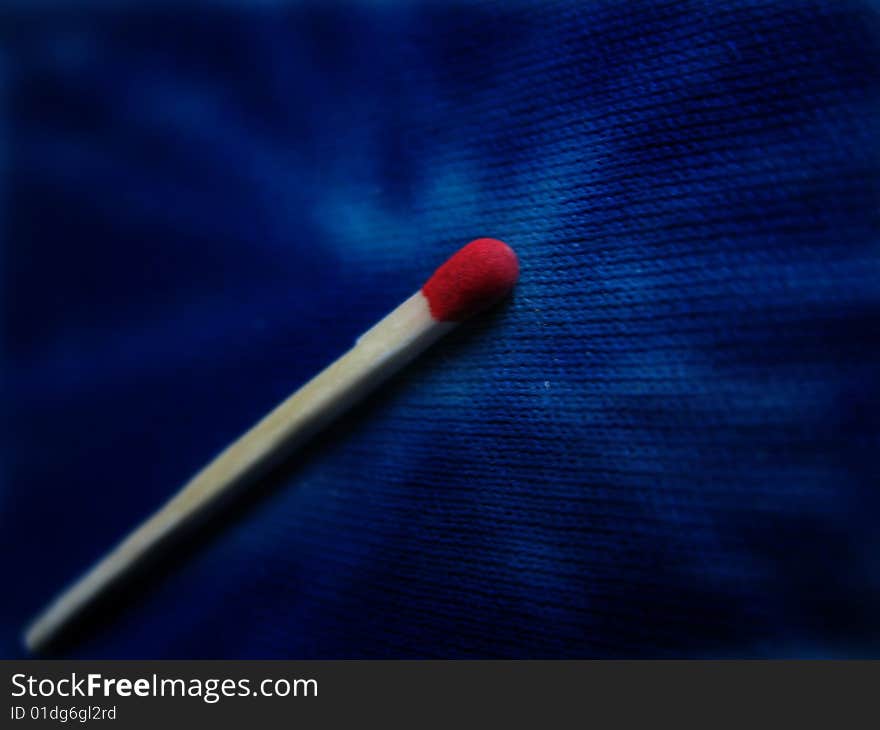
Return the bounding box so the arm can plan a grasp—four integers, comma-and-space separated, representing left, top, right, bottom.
2, 0, 879, 658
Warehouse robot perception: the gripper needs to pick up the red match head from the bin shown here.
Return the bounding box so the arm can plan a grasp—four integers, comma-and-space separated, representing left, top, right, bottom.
421, 238, 519, 322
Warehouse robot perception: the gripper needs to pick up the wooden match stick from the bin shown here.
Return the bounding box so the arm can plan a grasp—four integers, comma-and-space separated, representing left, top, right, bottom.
24, 238, 519, 653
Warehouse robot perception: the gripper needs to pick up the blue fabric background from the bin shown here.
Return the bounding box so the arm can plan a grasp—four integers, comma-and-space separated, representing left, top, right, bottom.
2, 0, 879, 658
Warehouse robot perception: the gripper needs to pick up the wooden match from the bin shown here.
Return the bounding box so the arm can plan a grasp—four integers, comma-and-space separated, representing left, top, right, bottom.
24, 237, 519, 653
